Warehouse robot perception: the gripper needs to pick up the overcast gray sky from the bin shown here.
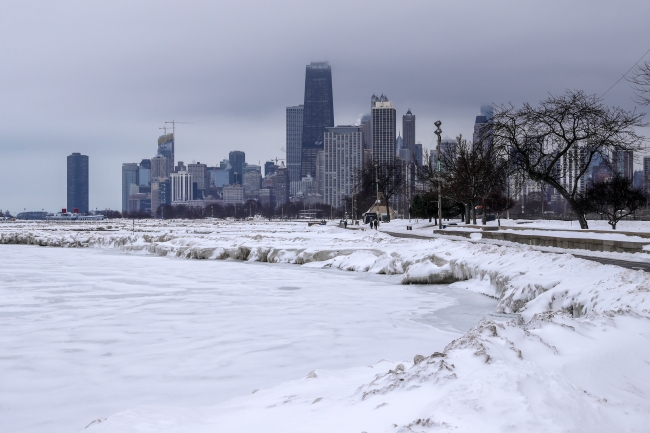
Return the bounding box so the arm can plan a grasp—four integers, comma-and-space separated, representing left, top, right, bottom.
1, 0, 649, 213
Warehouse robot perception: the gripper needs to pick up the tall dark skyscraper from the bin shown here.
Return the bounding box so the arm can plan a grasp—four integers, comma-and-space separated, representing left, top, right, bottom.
301, 62, 334, 178
286, 104, 303, 184
229, 151, 246, 185
473, 104, 494, 147
67, 152, 89, 213
402, 109, 416, 156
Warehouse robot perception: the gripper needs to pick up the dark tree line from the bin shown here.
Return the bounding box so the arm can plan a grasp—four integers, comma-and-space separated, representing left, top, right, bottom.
409, 192, 463, 223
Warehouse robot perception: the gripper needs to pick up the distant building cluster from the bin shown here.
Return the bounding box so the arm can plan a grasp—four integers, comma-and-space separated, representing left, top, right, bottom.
110, 60, 647, 218
284, 62, 425, 213
119, 61, 427, 216
122, 138, 290, 214
509, 145, 638, 213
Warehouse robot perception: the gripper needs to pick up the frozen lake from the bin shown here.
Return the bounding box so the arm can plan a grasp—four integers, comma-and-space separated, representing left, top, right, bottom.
0, 245, 496, 433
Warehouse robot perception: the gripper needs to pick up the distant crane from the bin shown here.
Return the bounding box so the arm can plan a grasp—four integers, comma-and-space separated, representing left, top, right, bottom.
273, 157, 285, 167
164, 120, 193, 136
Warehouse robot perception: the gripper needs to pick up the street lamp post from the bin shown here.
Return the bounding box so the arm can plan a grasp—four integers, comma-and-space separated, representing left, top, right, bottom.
434, 121, 443, 229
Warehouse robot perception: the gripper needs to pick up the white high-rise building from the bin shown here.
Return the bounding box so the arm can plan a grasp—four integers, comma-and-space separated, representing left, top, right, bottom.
324, 125, 364, 209
286, 105, 304, 186
371, 95, 396, 164
170, 169, 193, 203
559, 145, 588, 196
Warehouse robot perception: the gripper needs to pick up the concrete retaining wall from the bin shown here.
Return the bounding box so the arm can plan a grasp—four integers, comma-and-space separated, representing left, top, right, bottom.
434, 229, 650, 253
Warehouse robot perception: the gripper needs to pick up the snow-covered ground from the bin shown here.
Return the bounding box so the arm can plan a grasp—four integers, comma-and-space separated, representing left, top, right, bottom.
1, 220, 650, 432
392, 217, 650, 232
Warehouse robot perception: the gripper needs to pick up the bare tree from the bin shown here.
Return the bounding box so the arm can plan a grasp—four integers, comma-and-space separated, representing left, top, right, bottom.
584, 174, 647, 230
492, 90, 646, 229
419, 135, 508, 225
628, 61, 650, 106
485, 189, 516, 226
356, 159, 405, 222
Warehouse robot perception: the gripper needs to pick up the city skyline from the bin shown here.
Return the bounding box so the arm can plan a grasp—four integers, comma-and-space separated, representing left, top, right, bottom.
2, 1, 650, 212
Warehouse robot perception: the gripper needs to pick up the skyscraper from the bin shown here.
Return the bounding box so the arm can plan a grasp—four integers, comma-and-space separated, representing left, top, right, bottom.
122, 163, 139, 212
371, 94, 396, 164
395, 132, 403, 154
474, 104, 494, 148
150, 155, 169, 180
324, 126, 364, 209
360, 114, 371, 150
402, 109, 416, 156
301, 62, 334, 179
187, 162, 208, 193
157, 133, 175, 175
243, 164, 262, 198
264, 161, 278, 177
480, 104, 494, 120
612, 150, 634, 179
229, 151, 246, 185
286, 105, 303, 184
414, 142, 423, 166
170, 168, 193, 203
643, 157, 650, 196
67, 152, 89, 213
139, 159, 151, 187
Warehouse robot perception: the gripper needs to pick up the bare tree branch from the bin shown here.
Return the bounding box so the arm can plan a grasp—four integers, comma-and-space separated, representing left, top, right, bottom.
627, 60, 650, 106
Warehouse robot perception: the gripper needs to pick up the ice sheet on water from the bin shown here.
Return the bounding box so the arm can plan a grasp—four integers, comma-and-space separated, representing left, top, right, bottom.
0, 245, 494, 433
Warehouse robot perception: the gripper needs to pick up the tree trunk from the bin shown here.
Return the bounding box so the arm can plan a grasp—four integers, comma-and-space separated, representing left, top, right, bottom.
574, 211, 589, 229
482, 198, 487, 226
558, 193, 589, 229
472, 200, 477, 225
465, 202, 471, 225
